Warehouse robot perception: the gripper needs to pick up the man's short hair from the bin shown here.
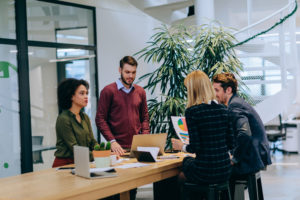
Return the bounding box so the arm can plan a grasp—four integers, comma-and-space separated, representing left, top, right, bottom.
120, 56, 138, 68
213, 72, 238, 94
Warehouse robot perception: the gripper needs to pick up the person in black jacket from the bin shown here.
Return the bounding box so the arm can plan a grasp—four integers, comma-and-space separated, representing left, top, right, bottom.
172, 70, 234, 186
212, 73, 272, 195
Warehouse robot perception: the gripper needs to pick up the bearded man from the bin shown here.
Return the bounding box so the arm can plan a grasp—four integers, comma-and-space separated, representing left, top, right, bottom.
95, 56, 150, 156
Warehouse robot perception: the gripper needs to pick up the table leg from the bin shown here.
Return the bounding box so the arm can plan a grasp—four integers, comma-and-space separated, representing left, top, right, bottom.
120, 191, 130, 200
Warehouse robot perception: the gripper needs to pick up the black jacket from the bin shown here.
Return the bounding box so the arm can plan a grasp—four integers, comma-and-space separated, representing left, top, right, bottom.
182, 102, 234, 184
229, 94, 272, 175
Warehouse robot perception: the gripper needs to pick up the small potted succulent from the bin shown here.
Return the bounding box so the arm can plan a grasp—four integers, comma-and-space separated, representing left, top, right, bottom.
93, 142, 111, 168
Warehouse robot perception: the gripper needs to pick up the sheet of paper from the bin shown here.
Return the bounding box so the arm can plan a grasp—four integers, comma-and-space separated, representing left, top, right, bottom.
115, 163, 150, 169
137, 146, 160, 160
171, 116, 189, 144
158, 155, 180, 159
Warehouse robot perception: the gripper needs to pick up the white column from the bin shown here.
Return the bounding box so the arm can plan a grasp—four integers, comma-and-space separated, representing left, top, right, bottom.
247, 0, 253, 36
279, 14, 287, 89
194, 0, 215, 25
289, 0, 300, 102
279, 11, 287, 89
247, 0, 253, 26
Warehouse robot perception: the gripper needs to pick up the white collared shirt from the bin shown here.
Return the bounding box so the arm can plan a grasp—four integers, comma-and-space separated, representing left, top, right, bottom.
116, 78, 134, 94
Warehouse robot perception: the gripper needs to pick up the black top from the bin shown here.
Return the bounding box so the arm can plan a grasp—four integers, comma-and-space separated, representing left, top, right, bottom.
182, 101, 234, 184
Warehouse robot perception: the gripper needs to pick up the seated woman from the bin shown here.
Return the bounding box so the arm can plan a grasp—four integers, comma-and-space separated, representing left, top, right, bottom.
52, 78, 98, 168
172, 70, 234, 185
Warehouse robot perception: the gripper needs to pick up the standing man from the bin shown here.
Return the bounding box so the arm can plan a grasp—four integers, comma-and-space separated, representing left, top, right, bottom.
212, 72, 271, 191
96, 56, 150, 156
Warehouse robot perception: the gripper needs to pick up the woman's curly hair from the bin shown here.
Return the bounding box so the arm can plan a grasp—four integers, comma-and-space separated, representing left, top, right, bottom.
57, 78, 89, 110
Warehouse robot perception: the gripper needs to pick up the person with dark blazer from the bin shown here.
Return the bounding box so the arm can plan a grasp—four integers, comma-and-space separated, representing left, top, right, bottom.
213, 73, 272, 195
172, 70, 234, 187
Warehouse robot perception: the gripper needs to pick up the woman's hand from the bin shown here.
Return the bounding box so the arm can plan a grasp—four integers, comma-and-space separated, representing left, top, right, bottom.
229, 153, 234, 165
171, 138, 184, 151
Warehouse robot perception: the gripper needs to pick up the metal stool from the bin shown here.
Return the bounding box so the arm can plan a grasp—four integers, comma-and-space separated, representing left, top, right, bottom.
183, 181, 232, 200
234, 172, 264, 200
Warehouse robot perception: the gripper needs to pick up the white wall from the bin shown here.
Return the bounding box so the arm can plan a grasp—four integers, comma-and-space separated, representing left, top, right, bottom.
95, 0, 160, 94
94, 0, 161, 141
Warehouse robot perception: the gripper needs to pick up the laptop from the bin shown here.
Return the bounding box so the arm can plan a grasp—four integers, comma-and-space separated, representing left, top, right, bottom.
129, 133, 167, 157
73, 145, 117, 179
133, 150, 157, 162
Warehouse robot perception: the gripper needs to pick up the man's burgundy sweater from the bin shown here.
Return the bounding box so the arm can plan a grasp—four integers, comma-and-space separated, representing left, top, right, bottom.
95, 83, 150, 148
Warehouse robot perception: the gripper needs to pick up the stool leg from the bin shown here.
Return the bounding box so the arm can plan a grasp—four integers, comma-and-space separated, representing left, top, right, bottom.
227, 185, 232, 200
207, 188, 215, 200
182, 187, 189, 200
248, 174, 259, 200
234, 184, 245, 200
257, 178, 264, 200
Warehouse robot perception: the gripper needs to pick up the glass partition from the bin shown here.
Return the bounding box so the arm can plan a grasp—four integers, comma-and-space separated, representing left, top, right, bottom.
26, 0, 94, 45
29, 47, 97, 171
0, 44, 20, 177
0, 0, 16, 39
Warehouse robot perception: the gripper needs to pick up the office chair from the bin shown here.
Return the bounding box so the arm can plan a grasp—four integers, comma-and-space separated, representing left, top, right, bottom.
265, 114, 286, 153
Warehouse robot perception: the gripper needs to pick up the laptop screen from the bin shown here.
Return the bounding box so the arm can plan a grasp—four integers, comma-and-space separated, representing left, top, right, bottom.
74, 145, 91, 178
129, 133, 167, 157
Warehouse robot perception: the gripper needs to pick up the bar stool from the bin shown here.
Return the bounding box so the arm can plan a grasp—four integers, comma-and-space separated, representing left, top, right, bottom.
234, 172, 264, 200
183, 181, 232, 200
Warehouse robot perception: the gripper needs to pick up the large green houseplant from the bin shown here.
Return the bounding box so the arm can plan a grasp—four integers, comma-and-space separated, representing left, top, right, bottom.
136, 23, 247, 148
136, 25, 192, 146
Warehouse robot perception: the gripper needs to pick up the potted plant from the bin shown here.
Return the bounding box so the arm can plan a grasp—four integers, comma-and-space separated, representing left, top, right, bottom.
135, 24, 192, 148
93, 142, 111, 168
136, 23, 250, 148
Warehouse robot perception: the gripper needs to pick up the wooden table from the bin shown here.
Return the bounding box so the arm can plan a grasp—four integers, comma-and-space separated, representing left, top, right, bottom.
0, 155, 183, 200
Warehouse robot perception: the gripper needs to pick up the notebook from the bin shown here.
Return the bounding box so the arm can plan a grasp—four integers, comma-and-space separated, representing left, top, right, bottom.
73, 145, 117, 179
129, 133, 167, 158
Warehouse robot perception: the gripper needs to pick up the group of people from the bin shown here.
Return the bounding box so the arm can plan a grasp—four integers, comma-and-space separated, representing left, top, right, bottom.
52, 55, 271, 199
52, 56, 149, 168
171, 71, 271, 198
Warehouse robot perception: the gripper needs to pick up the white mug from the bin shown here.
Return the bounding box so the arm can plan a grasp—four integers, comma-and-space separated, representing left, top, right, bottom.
110, 155, 117, 166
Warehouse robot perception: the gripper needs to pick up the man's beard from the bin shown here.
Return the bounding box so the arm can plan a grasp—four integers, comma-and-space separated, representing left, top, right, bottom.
121, 74, 133, 87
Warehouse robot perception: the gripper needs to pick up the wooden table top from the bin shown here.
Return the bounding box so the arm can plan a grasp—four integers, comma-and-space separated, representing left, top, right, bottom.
0, 154, 184, 200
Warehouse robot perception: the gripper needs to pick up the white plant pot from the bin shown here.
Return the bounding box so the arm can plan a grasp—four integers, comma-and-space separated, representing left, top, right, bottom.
94, 157, 110, 168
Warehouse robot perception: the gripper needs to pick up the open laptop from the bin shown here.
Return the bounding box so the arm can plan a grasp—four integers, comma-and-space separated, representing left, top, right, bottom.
73, 145, 117, 179
129, 133, 167, 157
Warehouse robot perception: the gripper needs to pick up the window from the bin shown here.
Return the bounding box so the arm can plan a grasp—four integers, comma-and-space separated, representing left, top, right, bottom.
27, 0, 94, 45
0, 0, 98, 176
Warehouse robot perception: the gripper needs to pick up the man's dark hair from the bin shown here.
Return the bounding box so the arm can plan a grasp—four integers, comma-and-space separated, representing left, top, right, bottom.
213, 72, 238, 94
120, 56, 138, 68
57, 78, 89, 110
